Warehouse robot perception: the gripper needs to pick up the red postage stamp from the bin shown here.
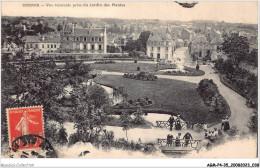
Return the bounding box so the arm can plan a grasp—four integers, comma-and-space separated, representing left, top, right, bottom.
7, 106, 44, 150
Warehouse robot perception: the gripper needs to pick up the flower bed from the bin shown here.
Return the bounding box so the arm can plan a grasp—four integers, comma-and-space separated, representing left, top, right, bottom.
162, 67, 205, 76
123, 72, 157, 81
114, 97, 154, 109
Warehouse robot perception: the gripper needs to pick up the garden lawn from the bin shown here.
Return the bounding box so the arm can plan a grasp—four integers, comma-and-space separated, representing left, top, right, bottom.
95, 75, 221, 124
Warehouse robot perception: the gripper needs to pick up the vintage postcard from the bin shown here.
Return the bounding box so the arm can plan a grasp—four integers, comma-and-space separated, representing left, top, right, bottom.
0, 0, 258, 167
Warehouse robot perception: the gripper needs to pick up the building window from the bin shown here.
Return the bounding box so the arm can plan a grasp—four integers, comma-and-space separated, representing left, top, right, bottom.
54, 45, 56, 48
51, 45, 53, 48
84, 37, 87, 41
99, 37, 102, 42
47, 45, 49, 48
166, 47, 168, 51
26, 44, 29, 48
67, 37, 69, 41
91, 45, 94, 50
30, 44, 32, 48
166, 42, 169, 45
150, 53, 153, 58
35, 44, 38, 48
91, 37, 94, 41
76, 37, 79, 41
151, 47, 153, 51
42, 44, 44, 48
99, 45, 102, 50
157, 47, 160, 52
84, 45, 87, 50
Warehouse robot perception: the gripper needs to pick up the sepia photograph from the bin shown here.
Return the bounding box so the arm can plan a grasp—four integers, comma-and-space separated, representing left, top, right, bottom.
0, 0, 259, 166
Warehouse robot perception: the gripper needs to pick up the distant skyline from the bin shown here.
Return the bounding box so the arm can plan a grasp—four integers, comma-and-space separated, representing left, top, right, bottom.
2, 1, 258, 24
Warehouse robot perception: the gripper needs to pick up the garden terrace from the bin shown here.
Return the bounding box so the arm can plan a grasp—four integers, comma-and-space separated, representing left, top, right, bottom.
95, 74, 223, 124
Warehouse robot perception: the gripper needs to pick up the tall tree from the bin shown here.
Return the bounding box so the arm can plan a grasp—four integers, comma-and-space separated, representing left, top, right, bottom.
70, 84, 111, 142
120, 112, 132, 141
222, 33, 250, 66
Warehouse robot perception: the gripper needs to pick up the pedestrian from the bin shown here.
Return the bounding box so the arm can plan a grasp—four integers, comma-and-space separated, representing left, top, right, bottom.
225, 116, 230, 131
175, 115, 182, 130
183, 132, 193, 147
205, 130, 208, 139
167, 134, 173, 147
221, 116, 230, 132
175, 133, 181, 147
213, 128, 218, 138
203, 123, 208, 131
208, 131, 213, 140
221, 117, 226, 130
168, 114, 175, 131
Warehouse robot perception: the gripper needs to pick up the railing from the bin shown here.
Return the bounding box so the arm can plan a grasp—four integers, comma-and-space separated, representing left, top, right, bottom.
157, 138, 202, 149
156, 120, 188, 129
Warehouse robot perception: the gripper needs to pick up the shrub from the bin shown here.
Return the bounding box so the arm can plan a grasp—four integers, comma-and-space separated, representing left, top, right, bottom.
45, 122, 68, 145
248, 112, 258, 133
143, 143, 156, 153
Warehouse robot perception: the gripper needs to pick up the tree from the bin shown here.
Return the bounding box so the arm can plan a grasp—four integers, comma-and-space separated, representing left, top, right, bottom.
57, 24, 63, 32
246, 49, 258, 66
138, 31, 151, 52
222, 33, 250, 66
132, 106, 145, 125
120, 112, 132, 141
58, 126, 68, 145
69, 84, 111, 143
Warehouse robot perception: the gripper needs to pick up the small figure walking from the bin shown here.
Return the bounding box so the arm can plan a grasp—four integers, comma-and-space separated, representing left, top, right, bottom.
168, 114, 175, 131
167, 134, 173, 147
221, 116, 230, 132
183, 132, 193, 147
175, 133, 181, 147
175, 115, 182, 130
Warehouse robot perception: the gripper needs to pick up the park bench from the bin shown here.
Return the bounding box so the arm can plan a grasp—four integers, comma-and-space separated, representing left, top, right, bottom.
156, 120, 188, 129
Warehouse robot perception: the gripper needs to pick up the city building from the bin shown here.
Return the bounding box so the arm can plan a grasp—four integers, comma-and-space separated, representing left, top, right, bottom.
146, 33, 175, 63
24, 34, 61, 56
180, 28, 193, 41
61, 24, 107, 53
188, 35, 223, 61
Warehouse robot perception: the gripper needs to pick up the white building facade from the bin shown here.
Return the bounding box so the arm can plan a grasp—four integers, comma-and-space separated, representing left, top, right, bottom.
146, 33, 175, 63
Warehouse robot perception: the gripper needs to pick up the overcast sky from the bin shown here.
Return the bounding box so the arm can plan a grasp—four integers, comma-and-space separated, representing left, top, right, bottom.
2, 1, 258, 24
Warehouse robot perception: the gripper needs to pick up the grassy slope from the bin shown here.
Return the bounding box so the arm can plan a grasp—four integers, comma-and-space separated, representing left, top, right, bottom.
95, 75, 222, 124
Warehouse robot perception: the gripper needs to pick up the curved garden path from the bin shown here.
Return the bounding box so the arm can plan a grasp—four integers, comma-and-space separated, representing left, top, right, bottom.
101, 64, 254, 132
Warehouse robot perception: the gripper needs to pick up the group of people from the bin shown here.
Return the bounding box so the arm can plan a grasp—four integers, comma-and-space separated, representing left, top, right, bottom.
168, 115, 182, 131
166, 132, 193, 147
205, 128, 223, 142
